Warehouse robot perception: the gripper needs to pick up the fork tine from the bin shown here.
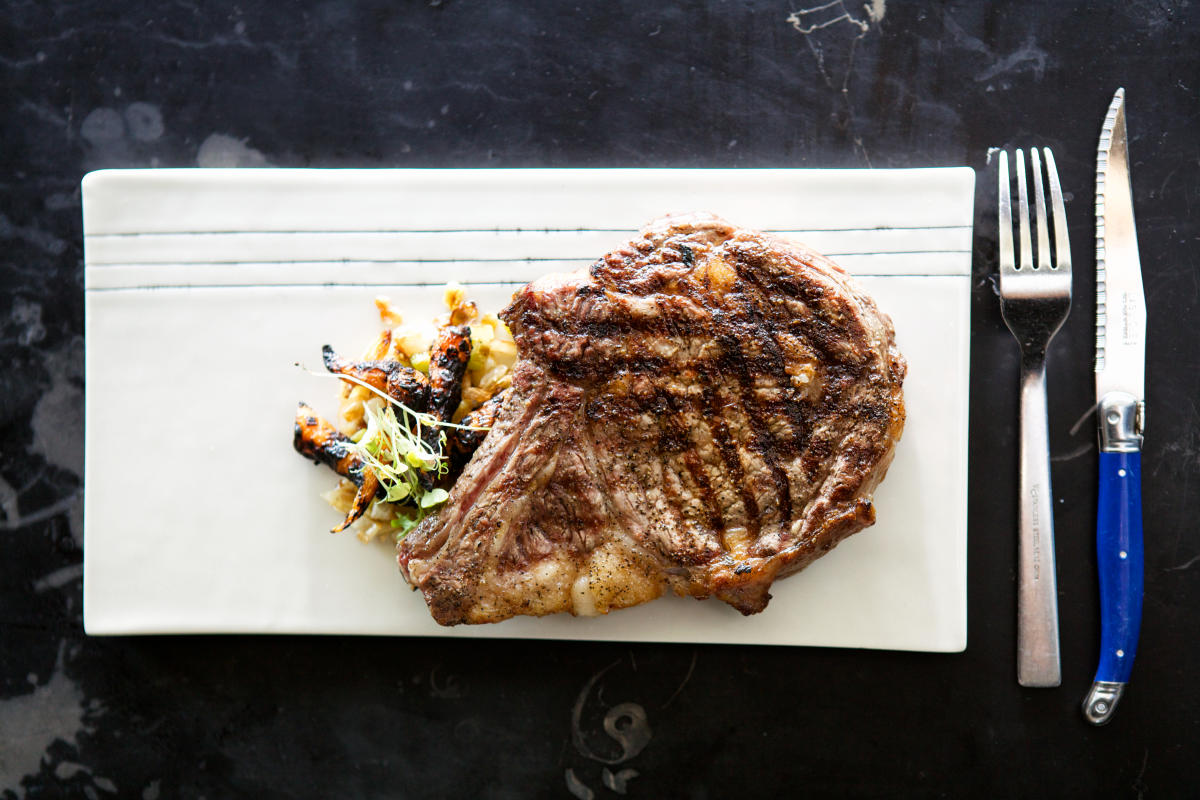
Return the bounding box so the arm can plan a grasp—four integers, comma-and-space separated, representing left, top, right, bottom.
1030, 148, 1051, 270
1043, 148, 1072, 272
1016, 149, 1033, 271
998, 151, 1015, 272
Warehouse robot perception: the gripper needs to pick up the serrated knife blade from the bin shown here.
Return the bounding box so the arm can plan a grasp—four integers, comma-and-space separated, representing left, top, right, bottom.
1082, 88, 1146, 726
1095, 88, 1147, 404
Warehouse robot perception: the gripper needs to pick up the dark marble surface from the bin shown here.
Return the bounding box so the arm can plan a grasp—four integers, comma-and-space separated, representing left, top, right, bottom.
3, 1, 1199, 796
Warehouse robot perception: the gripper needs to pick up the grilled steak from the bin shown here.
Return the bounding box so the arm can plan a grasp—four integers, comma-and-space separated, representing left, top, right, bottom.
398, 214, 906, 625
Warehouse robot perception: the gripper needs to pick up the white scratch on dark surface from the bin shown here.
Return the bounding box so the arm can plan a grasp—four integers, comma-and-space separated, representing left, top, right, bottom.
0, 490, 81, 532
19, 99, 68, 128
1068, 402, 1101, 437
662, 651, 697, 709
0, 474, 19, 523
974, 40, 1048, 82
33, 564, 83, 592
68, 491, 84, 546
1154, 166, 1180, 201
390, 111, 434, 132
144, 31, 299, 71
571, 662, 652, 766
943, 14, 1048, 83
785, 1, 880, 166
1132, 746, 1149, 799
601, 767, 640, 795
1155, 430, 1199, 501
565, 768, 594, 800
787, 1, 869, 34
428, 666, 464, 699
442, 80, 523, 104
52, 761, 114, 791
786, 0, 874, 89
53, 762, 83, 780
0, 643, 91, 792
1165, 554, 1200, 572
978, 272, 999, 297
0, 51, 47, 70
571, 661, 619, 762
1051, 441, 1094, 463
602, 703, 651, 761
196, 133, 270, 167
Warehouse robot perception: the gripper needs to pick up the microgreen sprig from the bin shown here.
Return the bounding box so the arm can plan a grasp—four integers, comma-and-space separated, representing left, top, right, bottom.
296, 363, 491, 539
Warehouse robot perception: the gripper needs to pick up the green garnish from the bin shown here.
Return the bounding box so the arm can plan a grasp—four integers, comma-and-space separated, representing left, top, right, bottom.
420, 487, 450, 508
349, 401, 451, 537
296, 359, 495, 541
389, 507, 423, 536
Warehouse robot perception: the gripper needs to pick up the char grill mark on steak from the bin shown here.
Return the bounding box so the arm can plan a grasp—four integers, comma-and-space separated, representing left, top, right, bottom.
697, 376, 756, 532
398, 213, 906, 625
714, 327, 793, 528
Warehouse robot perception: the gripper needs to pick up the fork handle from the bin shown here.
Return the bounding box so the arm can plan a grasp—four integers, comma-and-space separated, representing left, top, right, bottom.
1016, 354, 1062, 687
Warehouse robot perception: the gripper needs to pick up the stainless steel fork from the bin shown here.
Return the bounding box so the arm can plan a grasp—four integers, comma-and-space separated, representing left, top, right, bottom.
998, 148, 1072, 688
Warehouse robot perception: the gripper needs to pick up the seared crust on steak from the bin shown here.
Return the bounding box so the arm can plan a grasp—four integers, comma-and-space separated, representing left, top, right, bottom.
397, 214, 906, 625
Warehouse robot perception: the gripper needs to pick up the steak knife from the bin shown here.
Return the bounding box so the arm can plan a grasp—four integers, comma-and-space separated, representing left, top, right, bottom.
1082, 88, 1146, 726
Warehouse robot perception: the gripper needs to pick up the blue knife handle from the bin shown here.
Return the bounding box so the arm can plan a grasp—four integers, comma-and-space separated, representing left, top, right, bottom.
1083, 393, 1145, 725
1094, 450, 1143, 685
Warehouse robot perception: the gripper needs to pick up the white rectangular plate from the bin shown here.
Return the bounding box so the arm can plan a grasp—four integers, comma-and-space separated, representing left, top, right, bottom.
83, 168, 974, 651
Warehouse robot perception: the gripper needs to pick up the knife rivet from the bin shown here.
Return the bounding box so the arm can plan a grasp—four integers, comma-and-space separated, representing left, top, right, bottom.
1095, 701, 1109, 713
1120, 551, 1127, 559
1107, 411, 1120, 424
1118, 469, 1127, 477
1116, 649, 1125, 658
